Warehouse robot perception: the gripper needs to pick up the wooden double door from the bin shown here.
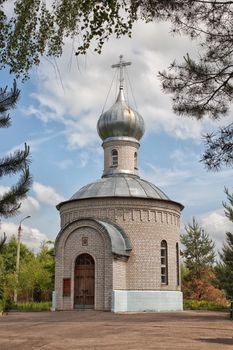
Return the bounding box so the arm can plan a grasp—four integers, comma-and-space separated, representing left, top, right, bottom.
74, 254, 95, 309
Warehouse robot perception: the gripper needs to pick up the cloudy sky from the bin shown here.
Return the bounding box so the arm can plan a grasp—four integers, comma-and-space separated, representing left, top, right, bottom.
1, 20, 232, 253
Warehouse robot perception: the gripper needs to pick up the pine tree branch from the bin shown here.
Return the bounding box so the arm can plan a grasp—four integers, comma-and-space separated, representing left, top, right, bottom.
0, 167, 32, 218
223, 187, 233, 222
201, 123, 233, 170
0, 115, 11, 128
0, 81, 19, 129
0, 232, 7, 254
0, 80, 32, 218
0, 143, 30, 178
0, 80, 20, 113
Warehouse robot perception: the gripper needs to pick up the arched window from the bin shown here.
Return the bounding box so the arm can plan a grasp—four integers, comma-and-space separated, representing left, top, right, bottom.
134, 152, 137, 169
176, 242, 180, 286
111, 149, 118, 167
161, 240, 168, 284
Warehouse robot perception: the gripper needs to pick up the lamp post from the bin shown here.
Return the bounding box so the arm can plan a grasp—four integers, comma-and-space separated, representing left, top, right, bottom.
14, 215, 31, 303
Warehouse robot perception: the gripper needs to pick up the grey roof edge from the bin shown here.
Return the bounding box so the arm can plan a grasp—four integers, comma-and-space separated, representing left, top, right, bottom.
55, 217, 132, 258
97, 219, 132, 252
56, 196, 184, 211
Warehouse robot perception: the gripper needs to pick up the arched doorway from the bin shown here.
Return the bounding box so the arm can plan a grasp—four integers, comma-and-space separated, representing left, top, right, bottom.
74, 253, 95, 309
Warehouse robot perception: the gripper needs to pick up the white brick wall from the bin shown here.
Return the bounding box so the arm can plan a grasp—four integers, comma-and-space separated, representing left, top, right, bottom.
55, 197, 182, 311
55, 220, 113, 310
103, 139, 139, 176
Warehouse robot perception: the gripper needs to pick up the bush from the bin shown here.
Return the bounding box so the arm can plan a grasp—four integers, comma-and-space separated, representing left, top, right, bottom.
0, 299, 4, 312
184, 299, 229, 311
10, 301, 52, 311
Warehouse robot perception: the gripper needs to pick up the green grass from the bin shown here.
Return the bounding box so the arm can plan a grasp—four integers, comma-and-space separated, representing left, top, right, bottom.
10, 301, 52, 311
184, 299, 229, 311
3, 299, 230, 313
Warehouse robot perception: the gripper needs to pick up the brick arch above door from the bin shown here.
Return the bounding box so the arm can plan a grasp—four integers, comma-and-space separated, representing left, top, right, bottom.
55, 218, 132, 259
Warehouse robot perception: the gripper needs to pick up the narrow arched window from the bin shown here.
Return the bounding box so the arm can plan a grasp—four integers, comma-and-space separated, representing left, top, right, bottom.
161, 240, 168, 284
176, 242, 180, 286
111, 149, 118, 167
134, 152, 137, 169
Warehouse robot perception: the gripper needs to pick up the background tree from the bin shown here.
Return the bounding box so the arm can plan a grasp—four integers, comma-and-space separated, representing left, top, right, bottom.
0, 81, 32, 217
0, 238, 54, 303
0, 236, 33, 307
19, 255, 51, 302
180, 217, 226, 303
215, 188, 233, 300
0, 232, 6, 253
1, 236, 33, 274
182, 268, 227, 304
216, 232, 233, 300
0, 233, 6, 310
201, 125, 233, 171
223, 187, 233, 223
181, 217, 215, 278
32, 241, 55, 302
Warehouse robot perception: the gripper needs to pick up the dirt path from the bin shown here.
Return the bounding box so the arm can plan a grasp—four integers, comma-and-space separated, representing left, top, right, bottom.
0, 310, 232, 349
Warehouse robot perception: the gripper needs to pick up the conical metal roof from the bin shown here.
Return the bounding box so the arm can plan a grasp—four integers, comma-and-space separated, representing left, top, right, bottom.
70, 175, 169, 201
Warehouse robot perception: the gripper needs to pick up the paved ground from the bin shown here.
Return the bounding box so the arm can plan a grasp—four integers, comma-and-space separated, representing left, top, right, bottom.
0, 310, 232, 349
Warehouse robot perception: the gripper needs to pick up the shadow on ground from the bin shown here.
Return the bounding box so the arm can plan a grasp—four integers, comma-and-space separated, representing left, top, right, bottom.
198, 338, 233, 345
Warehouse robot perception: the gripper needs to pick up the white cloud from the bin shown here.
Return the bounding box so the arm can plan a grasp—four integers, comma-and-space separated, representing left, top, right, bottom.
200, 209, 233, 252
24, 20, 213, 150
0, 186, 40, 214
6, 130, 66, 154
142, 104, 204, 140
139, 146, 233, 230
54, 158, 73, 170
0, 221, 49, 251
141, 164, 193, 188
180, 209, 233, 256
19, 196, 40, 213
77, 151, 89, 168
0, 185, 10, 194
33, 182, 65, 205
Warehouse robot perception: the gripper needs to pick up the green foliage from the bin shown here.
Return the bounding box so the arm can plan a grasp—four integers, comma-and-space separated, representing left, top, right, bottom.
223, 187, 233, 223
18, 241, 55, 302
0, 232, 6, 253
183, 299, 229, 311
181, 263, 189, 280
1, 0, 134, 79
0, 236, 33, 306
0, 299, 4, 312
181, 217, 215, 278
180, 218, 227, 304
10, 301, 51, 311
0, 255, 6, 309
2, 237, 33, 273
0, 239, 55, 304
215, 188, 233, 300
182, 267, 228, 304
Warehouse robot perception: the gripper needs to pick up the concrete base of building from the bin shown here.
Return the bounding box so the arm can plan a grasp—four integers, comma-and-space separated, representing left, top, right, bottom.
112, 290, 183, 312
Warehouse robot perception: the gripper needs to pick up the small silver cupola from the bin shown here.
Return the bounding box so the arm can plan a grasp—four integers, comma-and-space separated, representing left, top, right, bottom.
97, 55, 145, 142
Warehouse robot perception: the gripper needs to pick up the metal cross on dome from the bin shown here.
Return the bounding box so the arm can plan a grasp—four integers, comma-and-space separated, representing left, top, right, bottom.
112, 55, 131, 89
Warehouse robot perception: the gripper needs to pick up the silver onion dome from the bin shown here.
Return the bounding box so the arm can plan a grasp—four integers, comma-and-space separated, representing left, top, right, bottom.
97, 88, 145, 141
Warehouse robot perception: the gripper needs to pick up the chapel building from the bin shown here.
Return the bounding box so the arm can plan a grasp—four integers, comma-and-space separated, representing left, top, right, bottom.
54, 56, 184, 312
